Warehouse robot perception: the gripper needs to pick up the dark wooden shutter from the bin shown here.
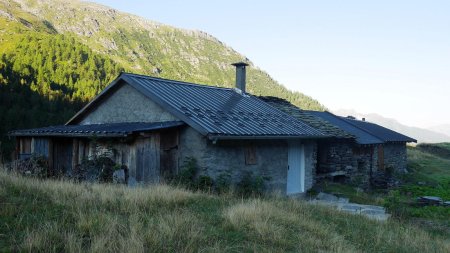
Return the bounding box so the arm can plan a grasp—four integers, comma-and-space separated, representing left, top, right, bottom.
378, 145, 385, 170
245, 145, 257, 165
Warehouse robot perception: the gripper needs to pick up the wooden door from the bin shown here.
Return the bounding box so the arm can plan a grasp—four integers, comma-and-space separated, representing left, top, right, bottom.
135, 135, 160, 183
52, 138, 73, 175
160, 130, 179, 181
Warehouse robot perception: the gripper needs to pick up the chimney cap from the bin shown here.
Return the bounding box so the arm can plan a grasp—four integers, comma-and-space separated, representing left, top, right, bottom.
231, 62, 249, 67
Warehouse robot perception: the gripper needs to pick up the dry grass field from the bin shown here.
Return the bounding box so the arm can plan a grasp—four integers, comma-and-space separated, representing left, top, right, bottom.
1, 169, 449, 252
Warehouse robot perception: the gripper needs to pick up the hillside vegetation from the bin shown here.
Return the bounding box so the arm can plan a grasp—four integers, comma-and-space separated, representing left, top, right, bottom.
0, 0, 324, 158
0, 170, 449, 253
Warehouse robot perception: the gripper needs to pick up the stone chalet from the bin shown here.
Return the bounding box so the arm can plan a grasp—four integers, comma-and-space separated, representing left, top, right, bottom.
10, 63, 416, 193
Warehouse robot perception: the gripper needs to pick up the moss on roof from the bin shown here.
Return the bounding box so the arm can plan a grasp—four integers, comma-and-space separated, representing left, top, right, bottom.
259, 96, 354, 139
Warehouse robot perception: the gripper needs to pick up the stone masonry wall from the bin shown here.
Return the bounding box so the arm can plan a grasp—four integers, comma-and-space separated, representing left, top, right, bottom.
317, 141, 354, 174
383, 143, 407, 173
79, 83, 178, 124
316, 140, 377, 188
304, 141, 317, 191
178, 127, 316, 194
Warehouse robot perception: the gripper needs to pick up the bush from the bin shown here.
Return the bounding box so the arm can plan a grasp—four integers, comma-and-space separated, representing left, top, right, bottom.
215, 171, 232, 194
196, 175, 213, 192
172, 157, 198, 189
236, 172, 265, 197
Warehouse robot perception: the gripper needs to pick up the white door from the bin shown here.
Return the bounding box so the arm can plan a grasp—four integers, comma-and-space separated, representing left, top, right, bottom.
287, 141, 305, 194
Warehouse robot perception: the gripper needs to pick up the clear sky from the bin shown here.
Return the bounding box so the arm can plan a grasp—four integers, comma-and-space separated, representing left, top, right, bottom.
91, 0, 450, 128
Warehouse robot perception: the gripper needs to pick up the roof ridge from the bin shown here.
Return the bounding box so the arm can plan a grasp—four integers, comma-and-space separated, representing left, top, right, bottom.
339, 116, 415, 142
331, 113, 384, 142
122, 72, 234, 91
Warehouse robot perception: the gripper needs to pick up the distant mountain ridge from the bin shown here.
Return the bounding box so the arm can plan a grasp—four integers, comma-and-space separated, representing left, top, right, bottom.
334, 109, 450, 143
428, 124, 450, 138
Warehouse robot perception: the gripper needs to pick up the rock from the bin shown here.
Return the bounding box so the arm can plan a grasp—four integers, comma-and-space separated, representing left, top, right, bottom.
113, 169, 126, 184
127, 176, 137, 187
337, 197, 350, 203
443, 201, 450, 207
341, 204, 361, 213
361, 209, 386, 216
152, 67, 162, 74
417, 196, 443, 206
316, 192, 339, 202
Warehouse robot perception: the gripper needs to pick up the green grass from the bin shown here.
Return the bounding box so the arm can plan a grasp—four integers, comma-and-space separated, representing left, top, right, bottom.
0, 170, 449, 252
384, 145, 450, 223
316, 144, 450, 237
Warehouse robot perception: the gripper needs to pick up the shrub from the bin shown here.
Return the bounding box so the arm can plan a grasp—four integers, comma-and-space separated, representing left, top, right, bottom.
215, 171, 232, 194
196, 175, 213, 192
236, 172, 265, 197
172, 157, 198, 189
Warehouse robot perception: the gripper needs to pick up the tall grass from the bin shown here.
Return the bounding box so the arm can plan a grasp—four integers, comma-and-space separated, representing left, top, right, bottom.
0, 170, 449, 252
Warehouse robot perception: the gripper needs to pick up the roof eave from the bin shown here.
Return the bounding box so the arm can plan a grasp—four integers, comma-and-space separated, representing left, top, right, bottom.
207, 134, 327, 141
9, 132, 129, 138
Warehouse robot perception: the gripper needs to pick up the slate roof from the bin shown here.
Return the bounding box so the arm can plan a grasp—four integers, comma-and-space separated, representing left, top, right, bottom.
307, 111, 416, 144
9, 121, 185, 137
258, 96, 354, 139
307, 111, 384, 145
340, 117, 417, 143
67, 73, 325, 140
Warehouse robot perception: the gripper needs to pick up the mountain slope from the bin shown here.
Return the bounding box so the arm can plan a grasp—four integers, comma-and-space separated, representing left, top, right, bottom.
1, 0, 324, 109
334, 109, 450, 143
0, 0, 324, 158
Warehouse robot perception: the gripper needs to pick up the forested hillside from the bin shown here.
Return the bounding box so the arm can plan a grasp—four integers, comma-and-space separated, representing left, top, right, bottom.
0, 0, 325, 159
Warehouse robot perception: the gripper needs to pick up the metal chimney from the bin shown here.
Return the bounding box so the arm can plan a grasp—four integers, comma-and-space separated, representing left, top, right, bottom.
232, 62, 249, 93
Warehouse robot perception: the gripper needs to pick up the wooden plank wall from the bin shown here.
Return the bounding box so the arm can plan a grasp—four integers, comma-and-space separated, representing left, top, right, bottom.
32, 138, 49, 157
15, 133, 172, 184
93, 135, 162, 184
134, 134, 160, 183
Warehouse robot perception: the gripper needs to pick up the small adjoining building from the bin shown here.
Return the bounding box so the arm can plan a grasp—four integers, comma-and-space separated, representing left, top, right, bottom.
10, 63, 327, 195
259, 95, 416, 188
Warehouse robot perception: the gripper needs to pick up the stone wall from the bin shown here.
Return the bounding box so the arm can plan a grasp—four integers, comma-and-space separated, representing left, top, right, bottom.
316, 141, 354, 174
79, 82, 178, 124
178, 127, 317, 194
316, 140, 377, 188
304, 141, 317, 190
383, 143, 407, 173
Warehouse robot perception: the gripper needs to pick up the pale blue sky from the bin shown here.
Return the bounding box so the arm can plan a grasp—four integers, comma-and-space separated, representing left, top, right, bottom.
91, 0, 450, 128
